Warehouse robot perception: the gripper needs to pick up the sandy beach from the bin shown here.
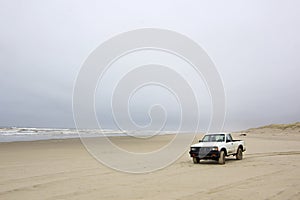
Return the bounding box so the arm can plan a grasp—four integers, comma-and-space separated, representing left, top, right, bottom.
0, 131, 299, 200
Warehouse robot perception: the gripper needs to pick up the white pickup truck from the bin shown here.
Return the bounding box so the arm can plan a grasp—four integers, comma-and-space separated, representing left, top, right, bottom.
189, 133, 246, 164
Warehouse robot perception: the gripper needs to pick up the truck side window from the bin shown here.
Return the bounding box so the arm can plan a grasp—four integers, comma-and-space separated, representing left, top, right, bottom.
226, 134, 233, 142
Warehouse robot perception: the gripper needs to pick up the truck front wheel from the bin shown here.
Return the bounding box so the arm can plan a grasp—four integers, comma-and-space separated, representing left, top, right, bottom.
236, 148, 243, 160
218, 151, 225, 165
193, 157, 200, 164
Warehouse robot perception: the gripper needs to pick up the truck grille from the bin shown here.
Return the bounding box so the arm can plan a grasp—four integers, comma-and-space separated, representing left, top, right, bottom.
199, 147, 211, 155
190, 147, 218, 159
191, 147, 211, 156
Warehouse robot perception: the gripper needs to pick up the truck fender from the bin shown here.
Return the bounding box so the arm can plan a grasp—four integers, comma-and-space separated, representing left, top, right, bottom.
220, 148, 227, 156
237, 145, 244, 152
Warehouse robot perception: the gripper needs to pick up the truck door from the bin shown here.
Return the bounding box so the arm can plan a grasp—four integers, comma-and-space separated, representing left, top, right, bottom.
226, 134, 235, 154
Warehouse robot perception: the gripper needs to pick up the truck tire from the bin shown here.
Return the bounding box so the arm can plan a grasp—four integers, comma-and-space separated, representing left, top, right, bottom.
236, 148, 243, 160
193, 157, 200, 164
218, 151, 225, 165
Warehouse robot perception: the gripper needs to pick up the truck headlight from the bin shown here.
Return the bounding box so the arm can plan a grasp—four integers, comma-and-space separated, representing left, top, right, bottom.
211, 147, 218, 151
191, 147, 197, 151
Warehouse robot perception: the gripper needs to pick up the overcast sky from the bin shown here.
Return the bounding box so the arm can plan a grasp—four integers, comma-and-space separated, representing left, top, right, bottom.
0, 0, 299, 131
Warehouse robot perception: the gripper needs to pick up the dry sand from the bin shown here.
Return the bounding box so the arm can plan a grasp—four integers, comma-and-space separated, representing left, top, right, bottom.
0, 131, 299, 200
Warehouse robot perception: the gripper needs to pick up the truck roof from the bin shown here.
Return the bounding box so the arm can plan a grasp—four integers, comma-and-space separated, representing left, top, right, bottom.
204, 132, 228, 135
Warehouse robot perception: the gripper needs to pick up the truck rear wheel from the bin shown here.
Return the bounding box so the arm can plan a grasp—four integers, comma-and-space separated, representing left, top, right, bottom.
193, 157, 200, 164
218, 151, 225, 165
236, 148, 243, 160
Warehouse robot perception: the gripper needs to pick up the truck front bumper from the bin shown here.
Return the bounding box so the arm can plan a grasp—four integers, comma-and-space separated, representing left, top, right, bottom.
189, 149, 220, 160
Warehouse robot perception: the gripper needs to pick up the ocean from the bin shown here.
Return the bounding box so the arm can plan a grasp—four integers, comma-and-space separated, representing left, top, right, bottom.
0, 127, 175, 142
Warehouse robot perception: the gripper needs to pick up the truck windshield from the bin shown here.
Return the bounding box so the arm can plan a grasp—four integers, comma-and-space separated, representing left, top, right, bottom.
202, 134, 225, 142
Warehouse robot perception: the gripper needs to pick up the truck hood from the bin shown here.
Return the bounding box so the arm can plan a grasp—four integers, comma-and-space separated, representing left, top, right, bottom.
191, 142, 223, 148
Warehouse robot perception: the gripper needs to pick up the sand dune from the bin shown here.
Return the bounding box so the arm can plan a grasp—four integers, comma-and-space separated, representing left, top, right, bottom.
0, 125, 299, 199
243, 122, 300, 135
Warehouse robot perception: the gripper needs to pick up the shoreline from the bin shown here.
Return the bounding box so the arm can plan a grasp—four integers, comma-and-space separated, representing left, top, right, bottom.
0, 130, 194, 143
